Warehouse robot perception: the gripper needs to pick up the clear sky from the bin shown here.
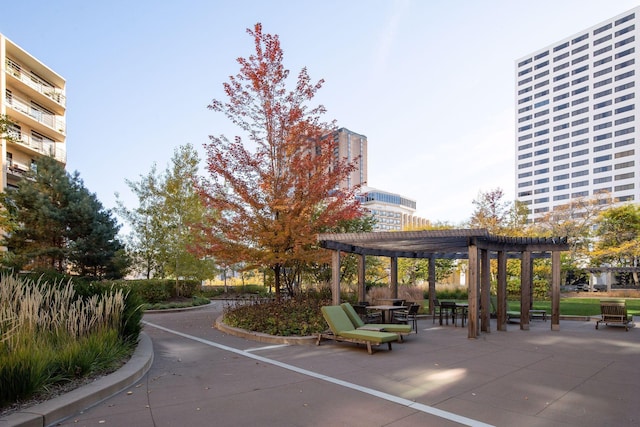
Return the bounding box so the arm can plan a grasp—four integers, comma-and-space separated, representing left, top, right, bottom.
2, 0, 639, 226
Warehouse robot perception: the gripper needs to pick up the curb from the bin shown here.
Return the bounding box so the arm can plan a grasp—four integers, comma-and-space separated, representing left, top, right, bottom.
214, 315, 317, 345
0, 332, 154, 427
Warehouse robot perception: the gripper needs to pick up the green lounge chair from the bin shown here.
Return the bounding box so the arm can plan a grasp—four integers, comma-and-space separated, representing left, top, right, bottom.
341, 303, 413, 341
317, 306, 398, 354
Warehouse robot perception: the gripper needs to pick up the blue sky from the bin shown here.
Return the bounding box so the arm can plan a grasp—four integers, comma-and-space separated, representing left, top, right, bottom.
2, 0, 639, 225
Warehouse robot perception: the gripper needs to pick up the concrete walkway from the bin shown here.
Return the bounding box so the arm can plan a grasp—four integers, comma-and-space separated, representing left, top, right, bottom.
5, 301, 640, 426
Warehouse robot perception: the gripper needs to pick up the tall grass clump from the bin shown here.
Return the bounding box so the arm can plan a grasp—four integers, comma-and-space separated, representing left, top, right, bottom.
0, 275, 137, 407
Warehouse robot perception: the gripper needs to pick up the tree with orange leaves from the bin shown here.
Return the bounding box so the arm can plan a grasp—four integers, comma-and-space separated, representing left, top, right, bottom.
195, 24, 362, 298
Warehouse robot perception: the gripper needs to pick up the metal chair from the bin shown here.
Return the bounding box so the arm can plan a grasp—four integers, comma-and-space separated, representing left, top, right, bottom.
393, 304, 420, 332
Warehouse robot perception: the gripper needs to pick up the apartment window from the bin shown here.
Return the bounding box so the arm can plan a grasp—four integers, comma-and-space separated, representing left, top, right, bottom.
593, 122, 612, 131
554, 174, 569, 181
534, 197, 549, 203
572, 191, 589, 197
554, 72, 569, 82
534, 158, 549, 165
535, 60, 549, 69
554, 143, 570, 151
554, 163, 569, 171
594, 56, 612, 67
615, 104, 634, 114
594, 132, 612, 141
535, 70, 550, 79
572, 117, 589, 126
615, 160, 634, 169
534, 100, 549, 108
615, 183, 635, 191
615, 172, 635, 180
519, 67, 532, 76
614, 25, 634, 37
535, 50, 549, 60
572, 159, 589, 167
519, 76, 533, 85
572, 138, 588, 147
519, 114, 532, 123
615, 93, 635, 103
554, 112, 570, 121
594, 32, 612, 43
519, 105, 532, 113
534, 187, 549, 194
594, 67, 612, 77
572, 170, 589, 178
572, 107, 589, 116
518, 153, 532, 160
534, 89, 549, 98
518, 134, 532, 141
594, 165, 612, 173
518, 191, 532, 197
573, 65, 590, 77
614, 149, 635, 158
518, 57, 533, 67
554, 83, 570, 93
572, 180, 589, 188
518, 171, 532, 178
553, 133, 569, 141
554, 153, 569, 161
615, 127, 634, 136
572, 33, 588, 44
594, 110, 612, 120
594, 100, 612, 109
534, 80, 549, 89
594, 143, 612, 152
518, 162, 533, 169
594, 176, 612, 184
593, 78, 612, 89
553, 93, 569, 102
615, 47, 635, 59
615, 70, 635, 81
615, 115, 634, 125
535, 148, 549, 156
615, 59, 635, 70
534, 129, 549, 137
518, 143, 532, 151
594, 154, 612, 162
518, 86, 532, 95
615, 13, 635, 26
617, 195, 635, 202
554, 41, 569, 51
594, 45, 612, 56
572, 128, 588, 136
554, 103, 569, 111
572, 55, 589, 65
572, 44, 589, 54
572, 149, 589, 157
615, 138, 634, 147
554, 52, 569, 62
554, 194, 569, 201
535, 109, 549, 117
535, 119, 550, 127
534, 138, 549, 146
554, 62, 569, 72
593, 188, 612, 195
518, 181, 532, 188
594, 88, 612, 99
519, 124, 532, 132
615, 35, 635, 48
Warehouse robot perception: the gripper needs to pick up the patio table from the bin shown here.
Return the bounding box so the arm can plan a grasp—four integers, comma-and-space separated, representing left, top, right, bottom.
367, 305, 405, 323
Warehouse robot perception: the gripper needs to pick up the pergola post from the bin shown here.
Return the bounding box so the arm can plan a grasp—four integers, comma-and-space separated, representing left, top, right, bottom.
428, 255, 436, 315
390, 256, 398, 299
551, 250, 561, 331
520, 251, 532, 331
331, 250, 341, 306
467, 244, 479, 339
497, 250, 507, 331
358, 254, 366, 303
480, 249, 491, 333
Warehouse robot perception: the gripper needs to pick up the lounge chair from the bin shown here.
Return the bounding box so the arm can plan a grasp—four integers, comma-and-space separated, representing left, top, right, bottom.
341, 303, 413, 341
596, 299, 634, 331
317, 306, 398, 354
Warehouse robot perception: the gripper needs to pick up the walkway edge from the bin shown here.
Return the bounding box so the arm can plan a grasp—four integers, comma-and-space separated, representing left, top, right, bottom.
214, 315, 317, 345
0, 332, 154, 427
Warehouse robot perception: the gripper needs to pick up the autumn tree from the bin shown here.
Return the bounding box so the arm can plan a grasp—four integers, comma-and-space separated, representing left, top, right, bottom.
469, 188, 528, 235
196, 23, 362, 298
591, 203, 640, 286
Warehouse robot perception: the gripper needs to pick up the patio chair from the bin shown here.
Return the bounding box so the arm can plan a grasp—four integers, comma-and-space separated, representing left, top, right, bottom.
432, 298, 441, 324
353, 304, 383, 324
438, 301, 457, 325
596, 299, 634, 331
317, 305, 398, 354
392, 303, 420, 333
341, 303, 412, 341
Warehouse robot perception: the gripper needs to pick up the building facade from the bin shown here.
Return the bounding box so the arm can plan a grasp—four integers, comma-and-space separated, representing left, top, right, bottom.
356, 186, 429, 231
515, 7, 639, 221
332, 127, 367, 190
1, 34, 66, 190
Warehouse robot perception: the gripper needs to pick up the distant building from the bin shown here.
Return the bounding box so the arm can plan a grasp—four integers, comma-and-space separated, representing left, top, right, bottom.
514, 7, 639, 221
331, 127, 367, 190
357, 186, 429, 231
1, 34, 66, 190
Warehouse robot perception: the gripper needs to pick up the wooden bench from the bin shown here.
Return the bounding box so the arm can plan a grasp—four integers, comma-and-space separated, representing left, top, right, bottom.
596, 299, 633, 331
529, 309, 547, 321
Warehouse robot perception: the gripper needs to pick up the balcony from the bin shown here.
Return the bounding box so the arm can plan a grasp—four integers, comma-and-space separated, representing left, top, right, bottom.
5, 58, 66, 107
6, 131, 66, 164
4, 91, 66, 136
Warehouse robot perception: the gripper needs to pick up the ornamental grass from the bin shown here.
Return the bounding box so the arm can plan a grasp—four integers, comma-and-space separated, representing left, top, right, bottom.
0, 275, 133, 407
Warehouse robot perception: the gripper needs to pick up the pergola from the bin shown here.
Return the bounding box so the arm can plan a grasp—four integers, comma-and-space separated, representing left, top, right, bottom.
317, 229, 569, 339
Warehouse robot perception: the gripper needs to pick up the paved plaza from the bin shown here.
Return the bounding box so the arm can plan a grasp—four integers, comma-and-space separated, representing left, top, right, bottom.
5, 301, 639, 427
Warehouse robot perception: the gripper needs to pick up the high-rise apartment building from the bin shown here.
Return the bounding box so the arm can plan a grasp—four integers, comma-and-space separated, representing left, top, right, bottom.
515, 7, 639, 221
357, 186, 429, 231
1, 34, 66, 190
332, 127, 367, 190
